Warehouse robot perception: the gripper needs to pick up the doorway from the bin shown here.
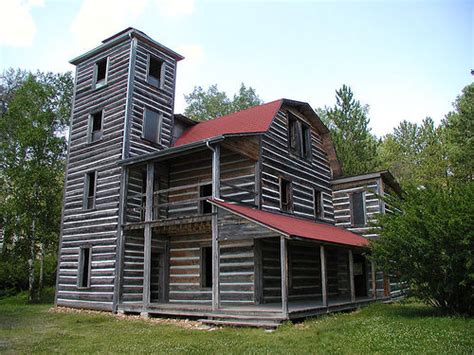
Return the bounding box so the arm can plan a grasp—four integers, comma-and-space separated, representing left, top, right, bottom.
353, 254, 367, 298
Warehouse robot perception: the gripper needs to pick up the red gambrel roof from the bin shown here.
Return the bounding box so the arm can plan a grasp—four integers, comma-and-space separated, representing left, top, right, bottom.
173, 100, 283, 147
210, 200, 369, 248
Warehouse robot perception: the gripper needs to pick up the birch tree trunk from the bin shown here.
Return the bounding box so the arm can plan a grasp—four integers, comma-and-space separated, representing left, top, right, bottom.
39, 243, 44, 295
28, 219, 36, 302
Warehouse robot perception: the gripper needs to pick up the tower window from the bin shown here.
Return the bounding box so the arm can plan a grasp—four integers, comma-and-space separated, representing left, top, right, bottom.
301, 124, 312, 160
147, 55, 164, 88
78, 246, 91, 288
280, 177, 292, 212
199, 184, 213, 214
84, 171, 96, 210
351, 191, 366, 226
201, 246, 212, 288
314, 189, 324, 219
143, 108, 162, 144
288, 112, 312, 160
288, 114, 299, 155
89, 110, 103, 142
94, 57, 108, 89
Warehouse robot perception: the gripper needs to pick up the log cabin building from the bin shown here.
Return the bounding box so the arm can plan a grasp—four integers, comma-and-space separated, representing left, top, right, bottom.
55, 28, 400, 327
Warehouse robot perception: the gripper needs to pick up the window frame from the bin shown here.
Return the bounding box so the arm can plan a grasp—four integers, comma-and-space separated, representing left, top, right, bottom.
200, 246, 213, 289
83, 171, 97, 210
287, 111, 312, 161
313, 189, 324, 219
87, 109, 104, 143
146, 54, 166, 90
198, 182, 213, 215
279, 176, 293, 212
142, 107, 163, 144
301, 123, 312, 161
350, 190, 367, 227
92, 57, 109, 89
77, 246, 92, 289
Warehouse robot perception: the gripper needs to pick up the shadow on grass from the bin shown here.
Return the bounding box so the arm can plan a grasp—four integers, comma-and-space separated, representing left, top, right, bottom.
384, 301, 456, 319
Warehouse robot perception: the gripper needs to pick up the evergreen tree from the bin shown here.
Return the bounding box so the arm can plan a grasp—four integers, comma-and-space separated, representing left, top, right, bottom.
319, 85, 379, 176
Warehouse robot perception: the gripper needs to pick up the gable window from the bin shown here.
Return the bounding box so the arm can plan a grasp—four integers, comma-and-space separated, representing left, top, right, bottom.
78, 246, 91, 288
287, 112, 312, 160
201, 246, 212, 288
147, 55, 164, 88
143, 108, 162, 144
84, 171, 96, 210
280, 177, 292, 212
93, 57, 108, 89
89, 110, 103, 142
199, 183, 213, 214
351, 191, 366, 226
314, 189, 324, 219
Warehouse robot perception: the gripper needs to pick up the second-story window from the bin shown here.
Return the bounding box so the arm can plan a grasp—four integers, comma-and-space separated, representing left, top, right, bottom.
147, 55, 164, 89
78, 246, 91, 288
288, 112, 312, 160
351, 191, 366, 226
89, 110, 103, 142
199, 183, 212, 214
94, 57, 108, 89
84, 171, 96, 210
314, 189, 324, 219
280, 177, 292, 212
143, 108, 162, 144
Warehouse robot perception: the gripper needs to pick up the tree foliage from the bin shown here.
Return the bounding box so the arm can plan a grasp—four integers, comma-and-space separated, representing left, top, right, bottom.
0, 70, 73, 300
184, 83, 262, 121
371, 183, 474, 315
319, 85, 379, 175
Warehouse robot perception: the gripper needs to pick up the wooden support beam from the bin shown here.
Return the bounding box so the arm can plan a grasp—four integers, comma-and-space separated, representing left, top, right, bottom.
211, 144, 220, 311
280, 236, 288, 317
143, 162, 154, 309
371, 261, 377, 299
320, 245, 328, 307
348, 250, 355, 302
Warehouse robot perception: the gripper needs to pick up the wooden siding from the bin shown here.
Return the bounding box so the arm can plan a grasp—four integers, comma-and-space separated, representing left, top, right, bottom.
126, 40, 177, 157
57, 39, 132, 310
261, 109, 334, 221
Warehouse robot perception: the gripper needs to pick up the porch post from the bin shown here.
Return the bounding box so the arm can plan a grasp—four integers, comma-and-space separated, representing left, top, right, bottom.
280, 236, 288, 317
320, 245, 328, 307
211, 144, 220, 311
348, 250, 355, 302
371, 261, 377, 299
142, 162, 154, 311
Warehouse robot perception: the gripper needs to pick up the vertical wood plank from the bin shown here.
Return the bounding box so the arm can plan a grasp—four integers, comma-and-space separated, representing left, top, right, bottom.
143, 162, 154, 309
371, 260, 377, 299
280, 236, 288, 317
254, 239, 263, 304
211, 145, 220, 310
320, 245, 328, 307
349, 249, 355, 302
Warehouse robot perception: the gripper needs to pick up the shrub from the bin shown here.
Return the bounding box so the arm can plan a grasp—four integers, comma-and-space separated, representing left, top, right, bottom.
371, 182, 474, 315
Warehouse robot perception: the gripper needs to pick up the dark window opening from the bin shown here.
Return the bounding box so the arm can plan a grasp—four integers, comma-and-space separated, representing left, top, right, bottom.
90, 111, 103, 142
84, 171, 96, 209
78, 247, 91, 288
351, 191, 366, 226
301, 124, 312, 159
314, 189, 324, 218
94, 58, 107, 88
280, 178, 292, 212
200, 184, 212, 214
148, 56, 163, 88
201, 246, 212, 288
288, 114, 299, 155
143, 108, 161, 144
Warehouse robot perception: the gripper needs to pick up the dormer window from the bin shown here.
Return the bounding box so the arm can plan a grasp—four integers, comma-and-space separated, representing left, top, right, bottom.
288, 112, 312, 160
88, 110, 103, 142
351, 191, 366, 226
279, 177, 292, 212
147, 55, 164, 89
93, 57, 108, 89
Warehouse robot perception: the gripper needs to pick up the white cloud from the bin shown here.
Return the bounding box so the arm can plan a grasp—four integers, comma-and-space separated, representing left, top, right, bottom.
155, 0, 194, 17
70, 0, 148, 51
0, 0, 44, 47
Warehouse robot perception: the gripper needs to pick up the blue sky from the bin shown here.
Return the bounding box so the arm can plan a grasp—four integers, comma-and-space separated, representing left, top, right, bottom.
0, 0, 472, 136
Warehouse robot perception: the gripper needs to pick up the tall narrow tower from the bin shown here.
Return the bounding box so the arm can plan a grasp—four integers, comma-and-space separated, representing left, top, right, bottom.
55, 28, 184, 311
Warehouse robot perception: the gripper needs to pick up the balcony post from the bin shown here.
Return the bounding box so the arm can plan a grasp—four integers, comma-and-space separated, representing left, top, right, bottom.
320, 245, 328, 307
280, 236, 288, 317
349, 250, 355, 302
143, 162, 154, 310
211, 144, 220, 311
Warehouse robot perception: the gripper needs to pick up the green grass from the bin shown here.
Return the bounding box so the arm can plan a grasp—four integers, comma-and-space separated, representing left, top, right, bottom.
0, 294, 472, 354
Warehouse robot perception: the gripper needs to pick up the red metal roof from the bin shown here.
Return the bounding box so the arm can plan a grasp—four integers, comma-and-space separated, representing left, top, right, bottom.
211, 200, 369, 247
173, 99, 283, 147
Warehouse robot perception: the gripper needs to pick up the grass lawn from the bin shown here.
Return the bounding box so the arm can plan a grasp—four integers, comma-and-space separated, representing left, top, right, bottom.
0, 293, 472, 354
